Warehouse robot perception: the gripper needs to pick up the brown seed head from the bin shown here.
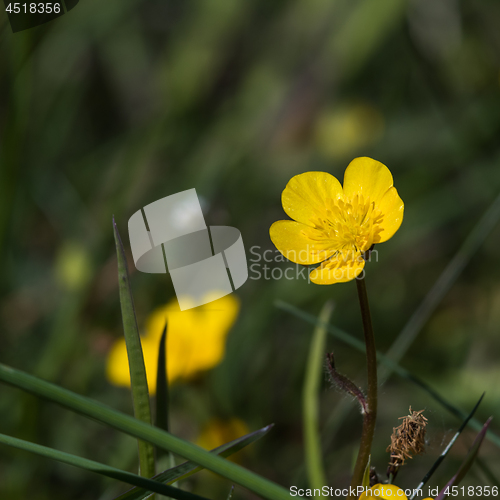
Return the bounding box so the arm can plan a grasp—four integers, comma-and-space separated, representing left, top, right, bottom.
386, 407, 427, 476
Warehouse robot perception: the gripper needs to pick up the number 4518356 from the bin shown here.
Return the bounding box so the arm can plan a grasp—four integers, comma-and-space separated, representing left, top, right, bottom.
6, 3, 61, 14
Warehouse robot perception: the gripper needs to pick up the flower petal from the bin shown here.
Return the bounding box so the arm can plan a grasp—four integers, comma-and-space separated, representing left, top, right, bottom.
270, 220, 332, 264
309, 251, 365, 284
106, 336, 159, 393
282, 171, 343, 226
196, 418, 250, 452
375, 186, 404, 243
343, 157, 394, 205
359, 484, 408, 500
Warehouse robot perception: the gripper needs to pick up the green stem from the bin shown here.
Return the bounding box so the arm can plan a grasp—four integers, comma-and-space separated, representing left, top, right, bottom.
349, 276, 378, 497
303, 301, 334, 489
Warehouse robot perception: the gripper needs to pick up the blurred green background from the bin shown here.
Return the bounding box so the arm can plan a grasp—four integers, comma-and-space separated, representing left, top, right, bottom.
1, 0, 500, 498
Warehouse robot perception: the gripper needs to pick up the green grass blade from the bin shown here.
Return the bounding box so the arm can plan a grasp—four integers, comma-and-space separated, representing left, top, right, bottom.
155, 324, 175, 495
380, 191, 500, 383
0, 433, 208, 500
303, 301, 334, 489
410, 394, 485, 499
0, 363, 292, 500
276, 300, 500, 449
362, 455, 371, 489
155, 325, 169, 433
435, 417, 492, 500
114, 425, 274, 500
113, 218, 155, 479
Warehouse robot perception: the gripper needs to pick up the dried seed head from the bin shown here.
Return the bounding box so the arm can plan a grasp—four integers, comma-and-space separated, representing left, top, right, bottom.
386, 407, 427, 478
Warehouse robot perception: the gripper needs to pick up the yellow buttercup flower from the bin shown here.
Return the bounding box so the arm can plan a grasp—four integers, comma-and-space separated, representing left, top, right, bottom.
270, 157, 403, 284
359, 484, 407, 499
106, 293, 240, 394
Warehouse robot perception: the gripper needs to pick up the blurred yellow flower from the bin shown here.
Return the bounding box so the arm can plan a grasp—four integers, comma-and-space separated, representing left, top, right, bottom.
106, 293, 240, 394
315, 103, 384, 160
359, 484, 407, 499
196, 418, 249, 451
55, 242, 91, 291
270, 157, 403, 284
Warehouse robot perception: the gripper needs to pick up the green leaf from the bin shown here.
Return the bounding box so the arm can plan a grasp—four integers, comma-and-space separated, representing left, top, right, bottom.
154, 324, 175, 498
0, 432, 208, 500
113, 217, 155, 479
410, 394, 485, 499
362, 455, 371, 489
276, 300, 500, 449
0, 363, 292, 500
155, 325, 169, 433
303, 301, 334, 489
436, 417, 493, 500
112, 424, 274, 500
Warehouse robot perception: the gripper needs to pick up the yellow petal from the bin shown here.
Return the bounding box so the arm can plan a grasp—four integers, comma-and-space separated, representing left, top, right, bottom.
196, 418, 249, 451
375, 186, 404, 243
309, 251, 365, 284
105, 336, 159, 392
343, 157, 394, 205
282, 171, 343, 226
359, 484, 408, 500
270, 220, 332, 264
106, 338, 129, 388
157, 294, 240, 383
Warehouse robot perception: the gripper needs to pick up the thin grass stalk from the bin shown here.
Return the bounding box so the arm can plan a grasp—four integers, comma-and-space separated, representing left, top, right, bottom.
113, 218, 155, 479
303, 301, 334, 489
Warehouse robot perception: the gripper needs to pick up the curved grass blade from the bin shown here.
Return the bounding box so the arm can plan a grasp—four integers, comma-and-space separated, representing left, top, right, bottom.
0, 433, 208, 500
113, 217, 155, 479
362, 455, 371, 489
113, 425, 274, 500
303, 301, 334, 490
435, 417, 493, 500
409, 393, 485, 499
0, 363, 291, 500
276, 300, 500, 449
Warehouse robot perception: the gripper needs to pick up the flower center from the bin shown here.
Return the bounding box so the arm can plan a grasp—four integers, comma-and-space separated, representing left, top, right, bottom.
312, 194, 384, 255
